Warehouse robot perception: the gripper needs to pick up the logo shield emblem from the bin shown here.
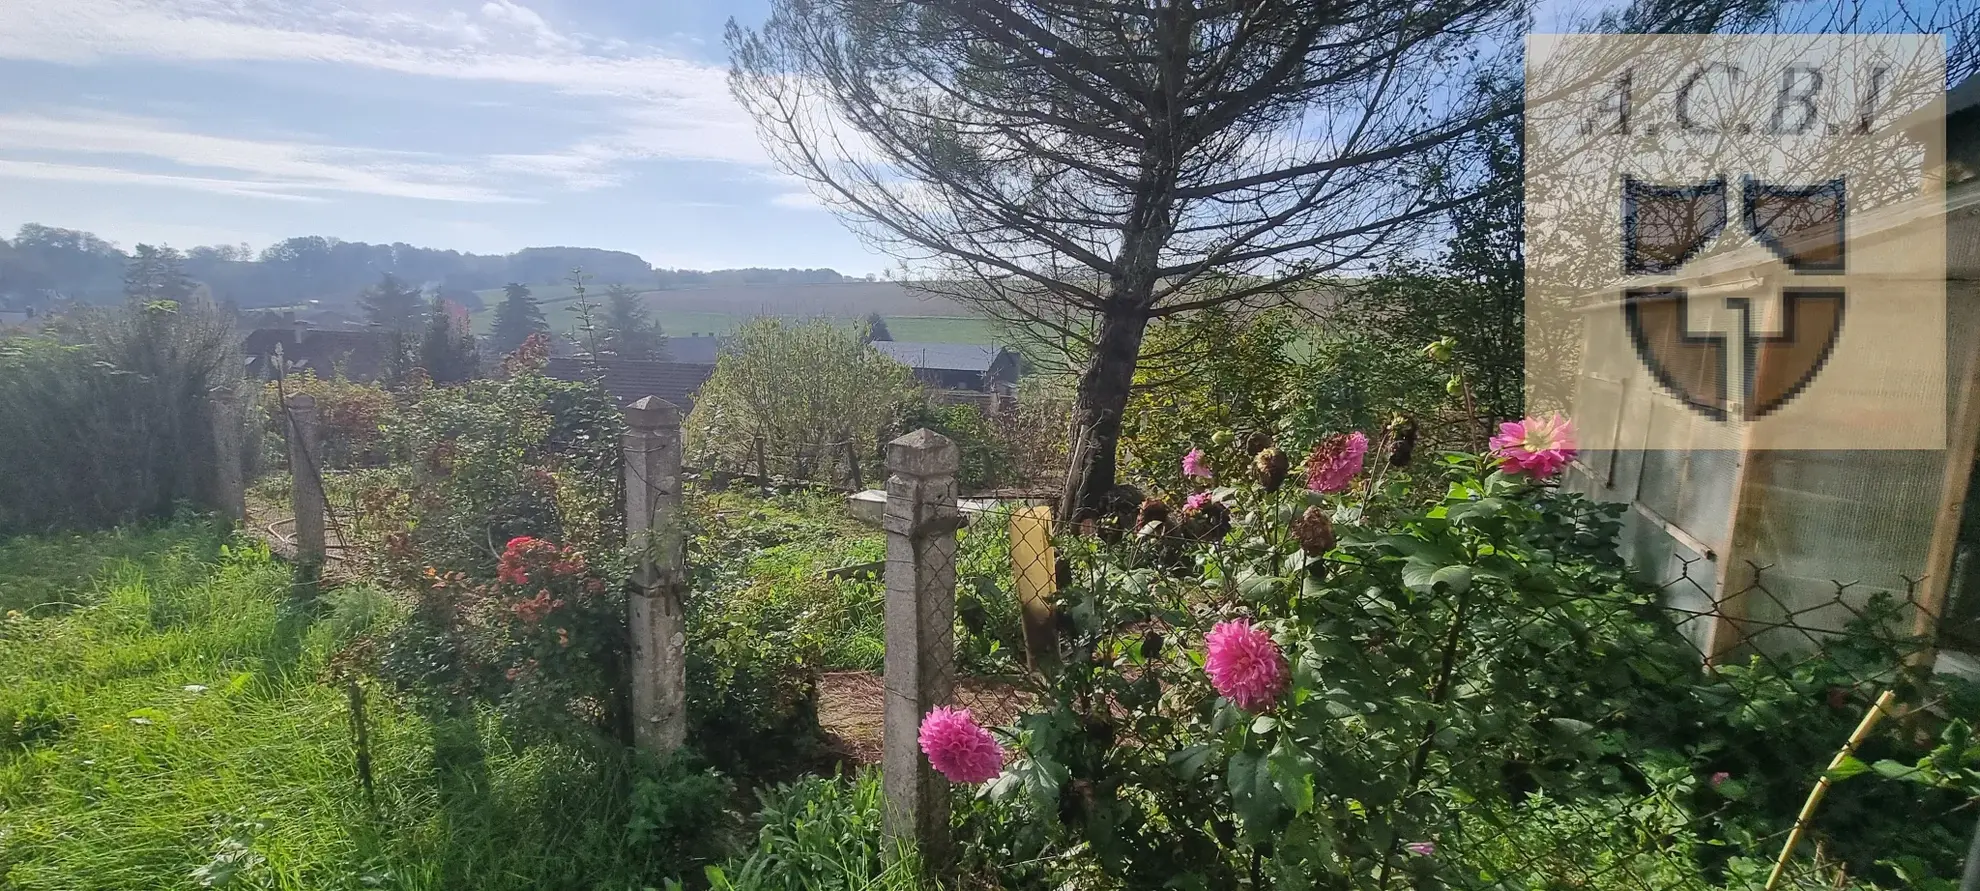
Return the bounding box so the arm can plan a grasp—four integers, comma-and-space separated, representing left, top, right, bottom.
1621, 177, 1848, 421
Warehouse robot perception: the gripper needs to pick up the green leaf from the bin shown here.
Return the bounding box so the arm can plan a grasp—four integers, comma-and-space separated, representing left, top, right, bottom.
1825, 756, 1872, 782
1871, 759, 1926, 783
1237, 570, 1283, 603
1168, 744, 1215, 781
1403, 560, 1472, 594
1429, 564, 1473, 594
1227, 751, 1283, 833
1268, 742, 1317, 814
1251, 715, 1279, 735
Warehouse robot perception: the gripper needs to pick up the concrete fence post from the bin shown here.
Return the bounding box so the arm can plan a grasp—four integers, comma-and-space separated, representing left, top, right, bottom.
210, 382, 246, 525
624, 396, 688, 754
881, 428, 961, 870
284, 393, 326, 591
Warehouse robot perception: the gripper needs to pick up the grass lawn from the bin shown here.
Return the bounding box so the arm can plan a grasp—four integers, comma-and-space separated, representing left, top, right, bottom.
0, 523, 680, 891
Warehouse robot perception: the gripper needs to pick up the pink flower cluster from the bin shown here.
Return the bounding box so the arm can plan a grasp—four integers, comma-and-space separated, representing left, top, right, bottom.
1304, 432, 1368, 494
1182, 448, 1213, 480
1204, 620, 1289, 712
1489, 414, 1577, 479
919, 706, 1005, 784
1184, 491, 1215, 513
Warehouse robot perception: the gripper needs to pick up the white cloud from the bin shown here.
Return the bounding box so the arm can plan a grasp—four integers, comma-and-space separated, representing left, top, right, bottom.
0, 0, 770, 199
0, 112, 541, 202
0, 158, 326, 201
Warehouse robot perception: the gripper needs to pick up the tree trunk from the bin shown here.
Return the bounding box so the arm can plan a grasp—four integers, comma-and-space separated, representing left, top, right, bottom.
1059, 309, 1150, 520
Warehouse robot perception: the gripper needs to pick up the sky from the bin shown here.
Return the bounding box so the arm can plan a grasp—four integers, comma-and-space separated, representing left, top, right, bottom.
0, 0, 890, 273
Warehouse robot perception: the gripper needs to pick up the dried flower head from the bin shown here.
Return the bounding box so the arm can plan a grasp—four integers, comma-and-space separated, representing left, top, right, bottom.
1136, 498, 1171, 529
1387, 417, 1419, 468
1204, 620, 1288, 712
1253, 447, 1290, 492
1242, 431, 1274, 457
1305, 432, 1368, 494
1291, 506, 1336, 556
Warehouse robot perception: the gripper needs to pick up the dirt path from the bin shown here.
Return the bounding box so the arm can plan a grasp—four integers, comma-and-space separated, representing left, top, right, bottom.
816, 670, 1035, 764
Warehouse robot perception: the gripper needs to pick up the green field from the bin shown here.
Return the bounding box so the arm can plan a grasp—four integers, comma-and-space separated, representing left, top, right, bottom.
468, 282, 1006, 346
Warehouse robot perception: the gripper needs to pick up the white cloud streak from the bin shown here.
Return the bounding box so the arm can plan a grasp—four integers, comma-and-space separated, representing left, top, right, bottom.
0, 0, 772, 202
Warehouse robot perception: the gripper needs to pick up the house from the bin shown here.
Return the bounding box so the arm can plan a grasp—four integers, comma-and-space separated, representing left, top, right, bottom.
1562, 74, 1980, 673
544, 357, 716, 413
243, 327, 396, 381
870, 341, 1021, 391
546, 336, 1023, 413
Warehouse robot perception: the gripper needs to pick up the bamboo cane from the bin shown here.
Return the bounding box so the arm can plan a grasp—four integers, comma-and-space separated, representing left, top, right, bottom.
1763, 689, 1900, 891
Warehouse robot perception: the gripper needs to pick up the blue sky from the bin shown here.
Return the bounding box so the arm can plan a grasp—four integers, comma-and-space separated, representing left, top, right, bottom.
0, 0, 889, 272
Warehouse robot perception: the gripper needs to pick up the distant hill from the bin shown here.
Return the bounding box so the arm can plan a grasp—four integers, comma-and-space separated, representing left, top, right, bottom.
0, 222, 865, 311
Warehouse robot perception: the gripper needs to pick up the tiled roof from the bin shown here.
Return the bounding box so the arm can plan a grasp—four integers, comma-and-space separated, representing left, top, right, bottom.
242, 328, 394, 381
544, 357, 715, 410
662, 336, 724, 365
871, 341, 1007, 373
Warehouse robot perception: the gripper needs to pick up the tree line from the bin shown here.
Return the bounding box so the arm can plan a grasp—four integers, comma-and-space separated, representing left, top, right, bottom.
0, 223, 854, 310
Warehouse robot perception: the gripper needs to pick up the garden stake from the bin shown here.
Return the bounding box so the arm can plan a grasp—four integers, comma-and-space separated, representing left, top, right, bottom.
346, 676, 378, 819
1763, 689, 1898, 891
1959, 806, 1980, 891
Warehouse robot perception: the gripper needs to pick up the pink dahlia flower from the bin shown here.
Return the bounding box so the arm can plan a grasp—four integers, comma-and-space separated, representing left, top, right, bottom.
1490, 413, 1577, 479
1182, 448, 1213, 480
1184, 491, 1214, 513
918, 706, 1004, 783
1204, 620, 1289, 712
1304, 432, 1368, 494
1406, 841, 1437, 857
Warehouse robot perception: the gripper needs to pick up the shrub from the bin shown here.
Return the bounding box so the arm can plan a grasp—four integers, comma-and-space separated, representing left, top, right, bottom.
372, 366, 629, 741
901, 401, 1015, 490
259, 372, 395, 470
974, 440, 1976, 889
0, 297, 243, 535
686, 317, 921, 484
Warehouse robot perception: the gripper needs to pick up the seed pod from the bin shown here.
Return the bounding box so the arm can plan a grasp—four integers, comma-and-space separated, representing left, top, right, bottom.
1141, 629, 1165, 661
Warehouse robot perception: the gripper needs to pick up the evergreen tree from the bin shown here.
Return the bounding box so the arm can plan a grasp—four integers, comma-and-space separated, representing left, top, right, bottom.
360, 272, 424, 335
863, 311, 893, 342
600, 284, 667, 359
123, 244, 195, 305
419, 293, 480, 384
490, 282, 549, 354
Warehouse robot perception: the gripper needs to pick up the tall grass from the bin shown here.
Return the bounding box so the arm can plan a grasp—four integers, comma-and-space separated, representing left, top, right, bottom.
0, 524, 708, 890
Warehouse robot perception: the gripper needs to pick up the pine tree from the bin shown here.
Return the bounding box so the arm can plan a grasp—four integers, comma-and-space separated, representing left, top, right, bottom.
601, 284, 667, 359
419, 293, 480, 384
360, 272, 424, 335
124, 244, 195, 305
490, 282, 549, 354
862, 311, 893, 342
